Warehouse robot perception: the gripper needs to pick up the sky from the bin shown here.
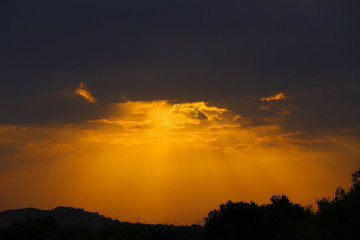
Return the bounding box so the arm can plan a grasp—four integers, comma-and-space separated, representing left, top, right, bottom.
0, 0, 360, 225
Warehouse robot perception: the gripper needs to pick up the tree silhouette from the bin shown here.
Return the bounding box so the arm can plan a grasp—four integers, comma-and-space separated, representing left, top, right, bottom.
204, 195, 312, 240
315, 168, 360, 240
204, 201, 262, 240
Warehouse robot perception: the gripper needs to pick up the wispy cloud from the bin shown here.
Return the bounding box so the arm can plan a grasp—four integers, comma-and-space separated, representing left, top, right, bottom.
76, 83, 96, 103
261, 92, 287, 102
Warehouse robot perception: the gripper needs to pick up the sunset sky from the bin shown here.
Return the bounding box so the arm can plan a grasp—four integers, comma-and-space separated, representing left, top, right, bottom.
1, 1, 360, 225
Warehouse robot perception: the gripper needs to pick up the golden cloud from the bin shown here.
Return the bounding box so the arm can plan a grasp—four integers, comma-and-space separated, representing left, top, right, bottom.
86, 101, 242, 145
261, 92, 287, 102
76, 83, 96, 103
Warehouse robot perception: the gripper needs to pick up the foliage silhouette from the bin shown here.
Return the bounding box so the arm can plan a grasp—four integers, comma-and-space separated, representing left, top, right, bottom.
314, 168, 360, 240
204, 195, 312, 240
204, 168, 360, 240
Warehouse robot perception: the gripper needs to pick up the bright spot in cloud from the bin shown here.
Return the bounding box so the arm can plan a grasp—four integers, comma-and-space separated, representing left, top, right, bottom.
76, 83, 96, 103
261, 92, 287, 102
87, 101, 241, 146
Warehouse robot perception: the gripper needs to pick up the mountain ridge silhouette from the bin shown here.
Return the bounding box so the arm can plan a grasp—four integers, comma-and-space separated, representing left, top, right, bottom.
0, 206, 115, 229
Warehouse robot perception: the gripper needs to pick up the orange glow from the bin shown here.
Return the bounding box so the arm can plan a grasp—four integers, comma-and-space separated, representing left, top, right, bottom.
0, 101, 359, 225
76, 83, 96, 103
261, 92, 287, 102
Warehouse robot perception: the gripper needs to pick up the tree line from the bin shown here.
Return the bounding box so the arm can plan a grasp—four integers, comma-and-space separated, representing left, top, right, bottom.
204, 168, 360, 240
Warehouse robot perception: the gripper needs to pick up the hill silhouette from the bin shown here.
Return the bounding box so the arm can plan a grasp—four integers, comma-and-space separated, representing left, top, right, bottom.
0, 207, 114, 229
0, 207, 204, 240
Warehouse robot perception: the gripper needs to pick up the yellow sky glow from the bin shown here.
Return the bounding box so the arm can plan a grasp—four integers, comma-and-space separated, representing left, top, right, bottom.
0, 100, 359, 225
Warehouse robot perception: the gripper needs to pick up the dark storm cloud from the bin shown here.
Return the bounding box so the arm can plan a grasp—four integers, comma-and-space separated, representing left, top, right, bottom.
1, 0, 359, 129
0, 91, 112, 125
